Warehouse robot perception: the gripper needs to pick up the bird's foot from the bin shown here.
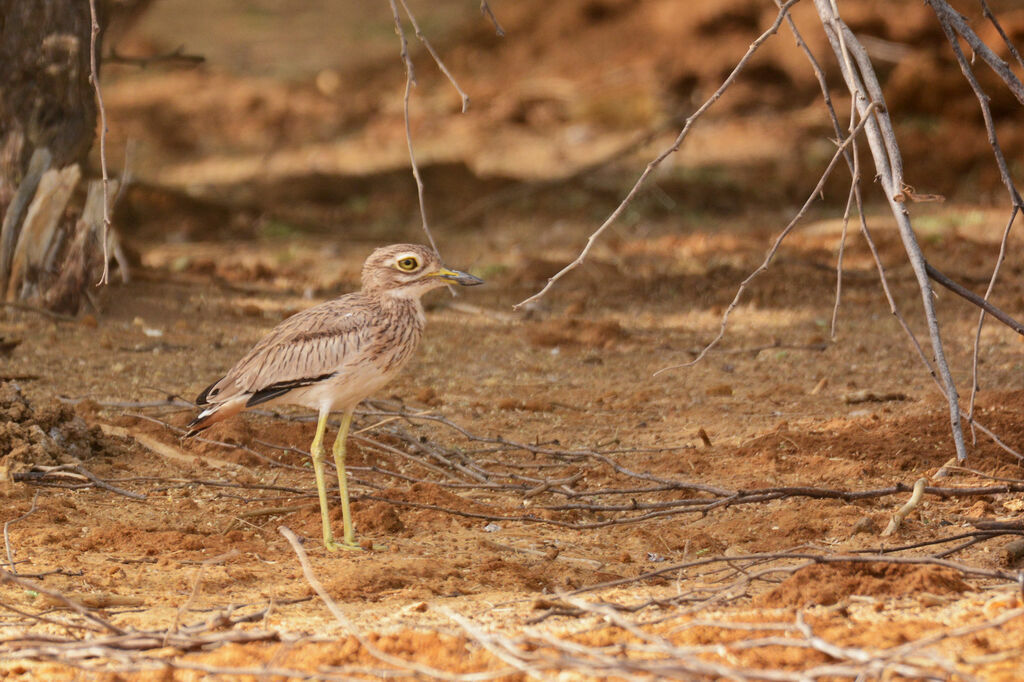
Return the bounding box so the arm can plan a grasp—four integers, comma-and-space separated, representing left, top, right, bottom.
323, 538, 364, 552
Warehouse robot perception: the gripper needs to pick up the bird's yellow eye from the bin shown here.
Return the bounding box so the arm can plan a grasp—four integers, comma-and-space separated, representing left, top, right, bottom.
397, 257, 419, 272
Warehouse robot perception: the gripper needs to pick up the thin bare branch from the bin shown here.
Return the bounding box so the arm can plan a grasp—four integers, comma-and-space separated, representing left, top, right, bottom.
926, 0, 1024, 105
389, 0, 442, 262
479, 1, 505, 37
396, 0, 470, 112
278, 526, 503, 681
927, 3, 1024, 439
977, 0, 1024, 71
513, 0, 802, 311
0, 567, 125, 635
654, 101, 877, 374
87, 0, 111, 286
967, 208, 1019, 434
814, 0, 967, 460
3, 492, 39, 574
925, 260, 1024, 336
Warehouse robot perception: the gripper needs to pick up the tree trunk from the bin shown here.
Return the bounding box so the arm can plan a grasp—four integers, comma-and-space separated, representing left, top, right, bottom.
0, 0, 98, 199
0, 0, 107, 311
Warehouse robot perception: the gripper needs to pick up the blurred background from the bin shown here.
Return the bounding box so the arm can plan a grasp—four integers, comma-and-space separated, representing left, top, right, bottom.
4, 5, 1024, 672
100, 0, 1023, 251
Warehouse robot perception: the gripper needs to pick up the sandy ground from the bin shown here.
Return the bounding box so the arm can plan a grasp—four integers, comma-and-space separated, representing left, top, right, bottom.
2, 0, 1024, 678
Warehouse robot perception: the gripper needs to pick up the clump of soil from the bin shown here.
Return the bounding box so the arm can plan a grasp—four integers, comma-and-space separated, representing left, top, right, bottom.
526, 318, 627, 349
0, 382, 113, 479
755, 562, 971, 608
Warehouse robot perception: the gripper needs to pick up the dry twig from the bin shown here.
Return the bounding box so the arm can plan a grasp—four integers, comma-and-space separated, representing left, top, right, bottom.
387, 0, 477, 262
278, 526, 507, 680
479, 1, 505, 37
881, 476, 927, 537
654, 101, 877, 374
514, 0, 801, 311
87, 0, 111, 286
3, 492, 39, 574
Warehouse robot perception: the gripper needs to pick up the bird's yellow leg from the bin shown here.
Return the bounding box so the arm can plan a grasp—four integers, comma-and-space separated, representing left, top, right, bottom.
310, 407, 342, 551
330, 408, 361, 550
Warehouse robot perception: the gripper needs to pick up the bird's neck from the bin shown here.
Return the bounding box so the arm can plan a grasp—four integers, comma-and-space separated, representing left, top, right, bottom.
367, 290, 427, 325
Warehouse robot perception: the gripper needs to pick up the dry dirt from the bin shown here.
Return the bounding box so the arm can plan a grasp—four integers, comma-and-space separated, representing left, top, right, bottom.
3, 0, 1024, 679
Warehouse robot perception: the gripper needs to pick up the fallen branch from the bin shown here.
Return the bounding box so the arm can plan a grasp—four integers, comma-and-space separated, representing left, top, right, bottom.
278, 525, 505, 680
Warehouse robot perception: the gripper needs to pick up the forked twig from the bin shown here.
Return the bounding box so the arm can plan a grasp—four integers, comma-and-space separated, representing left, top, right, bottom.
926, 0, 1024, 105
387, 0, 476, 264
396, 0, 470, 112
929, 6, 1024, 434
170, 549, 240, 634
882, 477, 927, 537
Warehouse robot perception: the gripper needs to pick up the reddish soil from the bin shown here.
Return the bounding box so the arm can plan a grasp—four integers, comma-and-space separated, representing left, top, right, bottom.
3, 0, 1024, 678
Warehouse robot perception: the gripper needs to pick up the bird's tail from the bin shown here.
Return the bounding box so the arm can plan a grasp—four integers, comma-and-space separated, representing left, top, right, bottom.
184, 399, 244, 437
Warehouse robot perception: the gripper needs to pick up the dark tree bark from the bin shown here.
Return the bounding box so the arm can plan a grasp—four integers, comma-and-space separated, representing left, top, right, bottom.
0, 1, 112, 310
0, 0, 100, 203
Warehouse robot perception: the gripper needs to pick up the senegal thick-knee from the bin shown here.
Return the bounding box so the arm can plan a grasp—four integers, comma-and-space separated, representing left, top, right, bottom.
186, 244, 482, 550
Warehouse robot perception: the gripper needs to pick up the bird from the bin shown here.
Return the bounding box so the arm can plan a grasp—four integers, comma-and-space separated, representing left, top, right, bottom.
185, 243, 483, 550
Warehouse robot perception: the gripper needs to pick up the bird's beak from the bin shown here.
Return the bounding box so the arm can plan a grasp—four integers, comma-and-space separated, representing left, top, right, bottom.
431, 267, 484, 286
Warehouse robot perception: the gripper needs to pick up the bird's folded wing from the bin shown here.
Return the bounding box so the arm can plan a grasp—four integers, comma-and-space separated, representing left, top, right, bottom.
199, 299, 378, 406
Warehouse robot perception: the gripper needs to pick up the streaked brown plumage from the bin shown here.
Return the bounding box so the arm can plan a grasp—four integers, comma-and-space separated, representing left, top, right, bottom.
186, 244, 483, 550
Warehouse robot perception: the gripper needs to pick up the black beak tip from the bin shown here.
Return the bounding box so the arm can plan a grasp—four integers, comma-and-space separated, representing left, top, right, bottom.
442, 270, 483, 286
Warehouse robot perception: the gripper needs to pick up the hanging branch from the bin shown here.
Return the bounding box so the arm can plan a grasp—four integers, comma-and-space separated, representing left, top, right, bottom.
926, 0, 1024, 104
513, 0, 801, 311
654, 101, 877, 374
479, 1, 505, 37
811, 0, 967, 461
387, 0, 485, 262
926, 3, 1024, 433
87, 0, 111, 286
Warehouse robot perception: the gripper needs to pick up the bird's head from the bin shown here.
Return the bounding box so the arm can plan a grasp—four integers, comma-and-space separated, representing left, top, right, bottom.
361, 243, 483, 297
